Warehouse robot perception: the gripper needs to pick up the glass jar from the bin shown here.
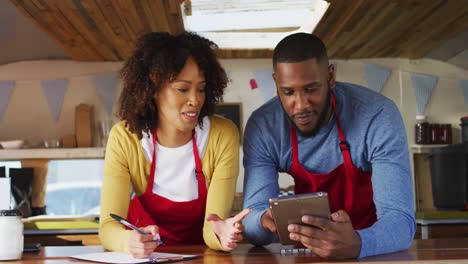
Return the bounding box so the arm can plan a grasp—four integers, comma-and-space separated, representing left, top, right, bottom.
0, 210, 23, 260
430, 124, 441, 144
414, 115, 429, 144
440, 124, 452, 144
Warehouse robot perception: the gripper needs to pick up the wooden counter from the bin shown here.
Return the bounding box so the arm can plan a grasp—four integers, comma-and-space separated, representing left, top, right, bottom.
12, 238, 468, 263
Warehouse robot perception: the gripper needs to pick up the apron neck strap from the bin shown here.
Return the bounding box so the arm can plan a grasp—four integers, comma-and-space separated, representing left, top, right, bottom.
147, 130, 201, 193
290, 91, 353, 165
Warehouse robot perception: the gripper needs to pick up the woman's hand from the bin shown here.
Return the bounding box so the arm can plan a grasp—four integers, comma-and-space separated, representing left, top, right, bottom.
206, 208, 251, 251
128, 225, 161, 258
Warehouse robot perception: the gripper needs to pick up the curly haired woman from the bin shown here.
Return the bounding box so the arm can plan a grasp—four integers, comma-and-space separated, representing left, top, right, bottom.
99, 31, 250, 258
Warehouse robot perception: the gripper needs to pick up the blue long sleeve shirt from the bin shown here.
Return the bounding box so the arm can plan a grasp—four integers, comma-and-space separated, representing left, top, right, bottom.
242, 82, 415, 258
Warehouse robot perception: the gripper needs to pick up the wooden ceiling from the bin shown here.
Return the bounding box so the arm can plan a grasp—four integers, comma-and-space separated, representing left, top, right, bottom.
314, 0, 468, 60
10, 0, 468, 61
10, 0, 184, 61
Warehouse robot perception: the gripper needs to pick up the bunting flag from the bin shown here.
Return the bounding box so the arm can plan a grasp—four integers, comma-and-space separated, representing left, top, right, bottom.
411, 73, 438, 115
41, 79, 68, 122
249, 79, 258, 90
365, 64, 391, 93
253, 70, 276, 101
93, 72, 119, 115
460, 80, 468, 106
0, 80, 15, 122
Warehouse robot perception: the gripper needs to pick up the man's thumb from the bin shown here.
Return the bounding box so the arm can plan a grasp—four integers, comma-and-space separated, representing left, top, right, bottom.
331, 210, 350, 223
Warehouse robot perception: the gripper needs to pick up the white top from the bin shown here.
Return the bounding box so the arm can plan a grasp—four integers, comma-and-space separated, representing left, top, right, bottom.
140, 117, 210, 202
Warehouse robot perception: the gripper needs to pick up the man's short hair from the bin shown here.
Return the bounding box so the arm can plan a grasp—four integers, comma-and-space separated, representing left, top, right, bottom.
273, 33, 328, 67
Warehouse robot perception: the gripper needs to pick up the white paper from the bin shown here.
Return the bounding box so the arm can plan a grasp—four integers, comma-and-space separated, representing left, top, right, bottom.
71, 251, 196, 264
0, 178, 10, 210
22, 214, 99, 223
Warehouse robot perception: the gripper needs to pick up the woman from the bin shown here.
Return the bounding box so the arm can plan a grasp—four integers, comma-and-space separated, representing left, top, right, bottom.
99, 31, 249, 258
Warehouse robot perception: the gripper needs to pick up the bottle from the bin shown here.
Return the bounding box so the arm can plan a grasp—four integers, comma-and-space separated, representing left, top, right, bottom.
414, 115, 429, 144
0, 209, 23, 260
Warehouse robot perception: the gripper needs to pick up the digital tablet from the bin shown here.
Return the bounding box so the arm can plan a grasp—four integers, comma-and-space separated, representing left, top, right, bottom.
269, 192, 330, 245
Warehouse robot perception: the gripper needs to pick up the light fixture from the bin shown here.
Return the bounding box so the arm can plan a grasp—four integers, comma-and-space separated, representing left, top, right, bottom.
182, 0, 329, 49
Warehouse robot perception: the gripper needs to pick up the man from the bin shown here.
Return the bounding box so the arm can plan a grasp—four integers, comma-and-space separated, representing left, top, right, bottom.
242, 33, 415, 259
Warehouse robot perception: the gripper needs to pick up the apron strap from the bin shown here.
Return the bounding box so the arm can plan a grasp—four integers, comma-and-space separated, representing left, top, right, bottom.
291, 125, 300, 166
331, 92, 355, 211
290, 92, 356, 211
148, 130, 207, 197
191, 131, 207, 197
331, 93, 354, 174
147, 130, 158, 194
291, 92, 354, 171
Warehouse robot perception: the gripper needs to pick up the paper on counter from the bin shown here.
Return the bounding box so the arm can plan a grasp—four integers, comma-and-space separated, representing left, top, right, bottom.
71, 251, 197, 264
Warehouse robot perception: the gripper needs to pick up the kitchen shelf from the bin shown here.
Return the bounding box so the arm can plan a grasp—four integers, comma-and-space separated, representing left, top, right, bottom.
410, 144, 448, 154
0, 147, 105, 160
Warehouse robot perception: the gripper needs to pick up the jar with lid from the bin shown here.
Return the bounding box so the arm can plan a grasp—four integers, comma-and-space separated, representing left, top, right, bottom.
430, 123, 441, 144
0, 210, 23, 260
414, 115, 430, 144
440, 124, 452, 144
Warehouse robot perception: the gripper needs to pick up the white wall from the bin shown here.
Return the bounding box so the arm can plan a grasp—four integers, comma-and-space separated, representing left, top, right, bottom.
0, 61, 122, 145
0, 58, 467, 191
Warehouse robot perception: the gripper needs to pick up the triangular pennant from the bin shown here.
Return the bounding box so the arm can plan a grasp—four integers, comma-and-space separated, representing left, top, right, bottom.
460, 80, 468, 106
411, 73, 438, 115
250, 79, 258, 90
93, 72, 119, 115
365, 64, 391, 93
0, 80, 15, 122
253, 69, 276, 101
41, 79, 68, 122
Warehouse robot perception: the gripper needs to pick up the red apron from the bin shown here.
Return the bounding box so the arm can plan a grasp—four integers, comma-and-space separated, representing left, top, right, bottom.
126, 131, 207, 244
289, 93, 377, 230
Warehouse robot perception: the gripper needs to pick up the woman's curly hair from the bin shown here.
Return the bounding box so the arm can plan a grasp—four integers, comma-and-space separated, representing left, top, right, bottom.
119, 31, 228, 139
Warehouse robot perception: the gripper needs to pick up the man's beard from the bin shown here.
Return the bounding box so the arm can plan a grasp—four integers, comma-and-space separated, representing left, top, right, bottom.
293, 87, 332, 138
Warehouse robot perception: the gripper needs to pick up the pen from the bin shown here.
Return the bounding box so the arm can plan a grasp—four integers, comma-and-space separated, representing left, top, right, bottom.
109, 213, 164, 245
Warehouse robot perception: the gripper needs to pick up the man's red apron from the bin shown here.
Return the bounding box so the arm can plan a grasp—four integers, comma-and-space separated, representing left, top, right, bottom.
289, 93, 377, 229
126, 131, 207, 244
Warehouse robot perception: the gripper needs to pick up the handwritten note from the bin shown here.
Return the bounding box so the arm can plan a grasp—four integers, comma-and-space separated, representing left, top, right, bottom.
71, 251, 197, 263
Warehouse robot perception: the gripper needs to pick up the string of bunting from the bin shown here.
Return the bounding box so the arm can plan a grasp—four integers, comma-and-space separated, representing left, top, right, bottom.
0, 64, 467, 123
249, 63, 467, 115
0, 72, 120, 123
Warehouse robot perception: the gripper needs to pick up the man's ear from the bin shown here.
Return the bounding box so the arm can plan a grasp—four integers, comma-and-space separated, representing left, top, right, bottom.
327, 64, 336, 89
272, 72, 279, 96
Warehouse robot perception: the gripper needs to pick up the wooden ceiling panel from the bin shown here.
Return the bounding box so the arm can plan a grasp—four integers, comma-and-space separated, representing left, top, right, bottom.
11, 0, 104, 60
58, 0, 121, 60
325, 0, 378, 57
113, 0, 148, 38
216, 48, 274, 59
314, 0, 468, 60
10, 0, 184, 61
9, 0, 468, 60
79, 0, 133, 58
398, 1, 468, 59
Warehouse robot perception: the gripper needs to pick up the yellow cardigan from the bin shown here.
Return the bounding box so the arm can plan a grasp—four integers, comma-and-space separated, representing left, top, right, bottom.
99, 115, 239, 252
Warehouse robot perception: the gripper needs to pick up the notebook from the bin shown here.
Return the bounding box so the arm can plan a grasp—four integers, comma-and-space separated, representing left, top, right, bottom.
71, 251, 198, 263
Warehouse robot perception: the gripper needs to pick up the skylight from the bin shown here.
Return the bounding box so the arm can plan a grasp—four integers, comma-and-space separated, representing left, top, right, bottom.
182, 0, 330, 49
